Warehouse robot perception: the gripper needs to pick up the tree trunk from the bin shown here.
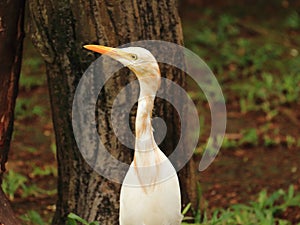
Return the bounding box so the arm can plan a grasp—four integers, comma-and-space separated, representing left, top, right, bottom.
29, 0, 196, 224
0, 189, 22, 225
0, 0, 25, 224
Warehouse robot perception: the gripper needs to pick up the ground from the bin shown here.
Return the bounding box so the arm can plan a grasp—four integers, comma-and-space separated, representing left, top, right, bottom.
3, 0, 300, 224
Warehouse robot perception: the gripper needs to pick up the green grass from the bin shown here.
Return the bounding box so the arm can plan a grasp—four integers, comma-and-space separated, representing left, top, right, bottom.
231, 72, 300, 114
20, 210, 49, 225
182, 7, 300, 223
184, 7, 300, 151
184, 9, 300, 113
23, 186, 298, 225
185, 15, 284, 74
67, 213, 100, 225
15, 97, 46, 120
182, 185, 300, 225
16, 44, 47, 120
222, 124, 300, 150
285, 10, 300, 29
2, 169, 57, 201
20, 54, 46, 91
2, 170, 27, 200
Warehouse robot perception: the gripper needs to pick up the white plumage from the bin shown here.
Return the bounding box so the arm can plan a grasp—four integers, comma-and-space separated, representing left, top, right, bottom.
84, 45, 182, 225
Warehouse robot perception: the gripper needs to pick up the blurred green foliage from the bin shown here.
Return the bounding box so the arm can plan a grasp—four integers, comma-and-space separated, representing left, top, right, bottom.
2, 170, 27, 200
182, 185, 300, 225
67, 213, 100, 225
2, 169, 56, 201
184, 6, 300, 150
20, 57, 46, 91
20, 210, 48, 225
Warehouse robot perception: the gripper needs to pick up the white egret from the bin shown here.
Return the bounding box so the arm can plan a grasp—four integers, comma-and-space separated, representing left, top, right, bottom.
84, 44, 183, 225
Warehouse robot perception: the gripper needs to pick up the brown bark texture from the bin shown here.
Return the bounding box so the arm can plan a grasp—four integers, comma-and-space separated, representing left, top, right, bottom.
0, 0, 25, 224
28, 0, 196, 224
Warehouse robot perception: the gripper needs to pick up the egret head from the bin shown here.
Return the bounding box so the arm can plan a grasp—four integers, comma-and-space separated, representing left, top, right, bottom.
84, 45, 160, 81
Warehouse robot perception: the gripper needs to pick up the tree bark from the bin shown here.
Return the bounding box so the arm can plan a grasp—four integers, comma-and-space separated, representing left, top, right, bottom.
0, 0, 25, 224
29, 0, 196, 224
0, 189, 22, 225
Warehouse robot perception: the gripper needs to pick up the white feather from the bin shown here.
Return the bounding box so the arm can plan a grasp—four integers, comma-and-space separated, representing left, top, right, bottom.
118, 47, 182, 225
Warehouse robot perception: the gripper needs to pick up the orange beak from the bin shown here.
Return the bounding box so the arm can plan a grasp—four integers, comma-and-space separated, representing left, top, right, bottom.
83, 44, 135, 67
83, 45, 116, 54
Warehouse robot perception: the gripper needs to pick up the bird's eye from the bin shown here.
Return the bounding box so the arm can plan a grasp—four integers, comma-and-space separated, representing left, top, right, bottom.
131, 54, 138, 60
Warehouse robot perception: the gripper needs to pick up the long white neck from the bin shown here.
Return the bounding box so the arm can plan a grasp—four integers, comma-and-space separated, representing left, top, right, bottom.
132, 74, 172, 189
135, 78, 158, 153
